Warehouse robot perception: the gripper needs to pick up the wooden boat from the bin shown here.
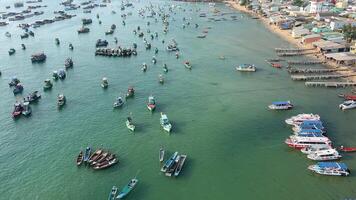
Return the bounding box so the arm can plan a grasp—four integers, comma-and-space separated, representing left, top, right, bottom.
93, 158, 118, 170
12, 102, 24, 118
174, 155, 187, 176
116, 178, 138, 199
159, 147, 165, 162
147, 95, 156, 111
76, 151, 84, 166
126, 117, 135, 132
43, 79, 53, 90
22, 102, 32, 116
339, 146, 356, 152
93, 152, 109, 165
57, 94, 66, 107
101, 77, 109, 88
126, 87, 135, 99
108, 186, 118, 200
184, 61, 192, 70
88, 149, 103, 163
83, 147, 92, 163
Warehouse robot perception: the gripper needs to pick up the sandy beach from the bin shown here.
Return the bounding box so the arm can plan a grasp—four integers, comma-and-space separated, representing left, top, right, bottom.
226, 1, 356, 82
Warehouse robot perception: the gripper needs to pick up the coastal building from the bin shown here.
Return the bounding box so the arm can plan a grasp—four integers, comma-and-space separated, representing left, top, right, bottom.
292, 27, 310, 38
330, 19, 356, 30
324, 52, 356, 65
302, 34, 322, 44
321, 32, 345, 43
313, 40, 348, 53
309, 0, 325, 13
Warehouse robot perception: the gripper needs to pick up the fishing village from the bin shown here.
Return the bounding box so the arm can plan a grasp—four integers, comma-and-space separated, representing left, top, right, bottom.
0, 0, 356, 199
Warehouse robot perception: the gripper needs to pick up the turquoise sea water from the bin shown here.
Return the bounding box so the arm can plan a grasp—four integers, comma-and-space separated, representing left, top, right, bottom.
1, 1, 356, 199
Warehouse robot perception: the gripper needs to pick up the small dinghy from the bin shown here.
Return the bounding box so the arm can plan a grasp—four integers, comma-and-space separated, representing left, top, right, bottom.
58, 69, 66, 80
101, 77, 109, 89
76, 151, 84, 166
152, 56, 157, 64
108, 186, 118, 200
9, 77, 20, 87
12, 102, 24, 118
57, 94, 66, 108
116, 178, 138, 199
141, 63, 147, 72
339, 146, 356, 152
69, 43, 74, 50
163, 64, 168, 73
126, 87, 135, 99
55, 38, 60, 45
147, 95, 156, 111
22, 102, 32, 116
8, 48, 16, 55
159, 147, 165, 162
184, 61, 192, 70
43, 79, 53, 90
64, 58, 73, 69
126, 117, 135, 132
113, 97, 124, 108
52, 71, 59, 80
13, 83, 24, 95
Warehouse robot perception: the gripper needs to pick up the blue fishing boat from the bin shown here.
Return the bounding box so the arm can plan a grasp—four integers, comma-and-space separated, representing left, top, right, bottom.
161, 151, 178, 172
116, 178, 138, 199
58, 69, 66, 80
108, 186, 118, 200
308, 162, 350, 176
13, 84, 24, 95
83, 147, 92, 163
268, 101, 293, 110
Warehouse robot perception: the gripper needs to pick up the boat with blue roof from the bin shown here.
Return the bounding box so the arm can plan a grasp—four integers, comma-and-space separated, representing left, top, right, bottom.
268, 101, 293, 110
308, 162, 350, 176
161, 151, 178, 172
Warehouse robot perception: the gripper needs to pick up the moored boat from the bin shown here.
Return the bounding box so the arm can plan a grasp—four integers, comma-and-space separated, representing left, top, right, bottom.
31, 52, 46, 63
184, 61, 192, 70
9, 77, 20, 87
58, 69, 66, 80
126, 117, 135, 132
158, 74, 164, 84
160, 113, 172, 133
12, 102, 24, 118
268, 101, 293, 110
21, 102, 32, 116
163, 64, 168, 73
8, 48, 16, 55
88, 149, 103, 164
126, 86, 135, 99
339, 146, 356, 152
307, 149, 342, 161
78, 26, 90, 34
93, 157, 117, 170
236, 64, 256, 72
83, 147, 92, 163
308, 162, 350, 176
301, 144, 332, 154
285, 113, 320, 126
116, 178, 138, 199
24, 91, 41, 103
57, 94, 66, 107
285, 135, 331, 149
108, 186, 118, 200
161, 152, 178, 172
52, 71, 59, 80
13, 83, 24, 95
55, 38, 60, 45
101, 77, 109, 88
339, 100, 356, 110
64, 58, 73, 69
147, 95, 156, 111
174, 154, 187, 177
43, 79, 53, 90
159, 147, 164, 162
141, 63, 147, 72
113, 97, 124, 108
76, 151, 84, 166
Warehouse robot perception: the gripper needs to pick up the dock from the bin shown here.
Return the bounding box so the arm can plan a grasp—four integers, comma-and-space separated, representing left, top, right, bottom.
287, 60, 325, 65
287, 67, 349, 74
275, 47, 314, 52
277, 52, 317, 57
291, 74, 351, 81
305, 81, 356, 88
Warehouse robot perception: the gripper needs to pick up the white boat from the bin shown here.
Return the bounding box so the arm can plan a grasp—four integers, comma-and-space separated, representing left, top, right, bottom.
307, 149, 342, 161
125, 117, 135, 131
301, 144, 332, 154
268, 101, 293, 110
22, 102, 32, 116
101, 77, 108, 88
339, 100, 356, 110
236, 64, 256, 72
308, 162, 350, 176
285, 135, 331, 149
160, 113, 172, 133
285, 113, 320, 126
113, 97, 124, 108
147, 95, 156, 111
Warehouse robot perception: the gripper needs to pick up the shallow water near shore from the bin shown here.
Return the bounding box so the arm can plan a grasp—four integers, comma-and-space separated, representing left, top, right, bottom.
1, 1, 356, 200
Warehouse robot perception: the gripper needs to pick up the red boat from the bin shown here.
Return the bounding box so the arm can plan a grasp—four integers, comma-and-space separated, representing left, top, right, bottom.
339, 146, 356, 152
270, 62, 282, 68
344, 95, 356, 101
12, 102, 23, 118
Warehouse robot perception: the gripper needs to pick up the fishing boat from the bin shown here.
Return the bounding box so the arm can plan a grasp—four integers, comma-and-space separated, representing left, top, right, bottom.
5, 32, 11, 37
31, 53, 46, 63
96, 39, 108, 47
93, 158, 117, 170
24, 91, 41, 103
43, 79, 53, 90
13, 83, 24, 95
52, 71, 59, 80
83, 147, 92, 163
301, 145, 332, 154
69, 43, 74, 50
58, 69, 66, 80
116, 178, 138, 199
12, 102, 24, 118
126, 87, 135, 99
21, 44, 26, 50
285, 114, 320, 126
147, 95, 156, 111
165, 155, 180, 177
8, 48, 16, 55
184, 61, 192, 70
174, 154, 187, 177
285, 135, 331, 149
55, 38, 60, 45
141, 63, 147, 72
268, 101, 293, 110
159, 147, 165, 162
197, 34, 206, 38
108, 186, 118, 200
152, 56, 157, 64
76, 151, 84, 166
92, 152, 109, 165
160, 113, 172, 133
236, 64, 256, 72
57, 94, 66, 107
339, 100, 356, 110
339, 146, 356, 152
163, 64, 168, 73
64, 58, 73, 69
308, 162, 350, 176
158, 74, 164, 84
126, 117, 135, 132
9, 77, 20, 87
161, 152, 178, 172
88, 149, 103, 163
105, 29, 114, 35
101, 77, 109, 88
307, 149, 342, 161
78, 26, 90, 33
21, 103, 31, 117
21, 33, 29, 39
339, 94, 356, 101
113, 97, 124, 108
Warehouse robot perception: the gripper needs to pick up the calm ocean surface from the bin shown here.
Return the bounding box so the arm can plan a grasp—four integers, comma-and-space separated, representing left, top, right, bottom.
1, 1, 356, 199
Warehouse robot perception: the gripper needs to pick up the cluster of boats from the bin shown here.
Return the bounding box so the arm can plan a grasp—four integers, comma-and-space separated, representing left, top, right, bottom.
11, 91, 41, 118
76, 147, 118, 170
284, 113, 352, 176
108, 178, 138, 200
160, 151, 187, 177
95, 47, 137, 57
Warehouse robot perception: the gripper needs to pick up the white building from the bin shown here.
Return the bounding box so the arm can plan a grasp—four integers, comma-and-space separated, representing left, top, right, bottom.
330, 19, 356, 31
309, 0, 328, 14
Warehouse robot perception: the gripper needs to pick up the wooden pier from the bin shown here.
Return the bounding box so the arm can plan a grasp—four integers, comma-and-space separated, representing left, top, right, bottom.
277, 51, 317, 57
305, 82, 356, 88
275, 47, 314, 52
287, 60, 325, 65
287, 67, 349, 74
291, 74, 349, 81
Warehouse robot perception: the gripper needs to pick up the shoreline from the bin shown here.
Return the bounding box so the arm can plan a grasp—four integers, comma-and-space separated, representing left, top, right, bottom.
225, 1, 356, 83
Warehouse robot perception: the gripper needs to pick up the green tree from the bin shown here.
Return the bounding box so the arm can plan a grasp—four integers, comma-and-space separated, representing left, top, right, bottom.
292, 0, 304, 7
342, 24, 356, 43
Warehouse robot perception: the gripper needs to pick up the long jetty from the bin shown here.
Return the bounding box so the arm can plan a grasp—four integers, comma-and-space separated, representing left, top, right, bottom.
305, 82, 356, 88
288, 67, 349, 74
275, 47, 314, 52
277, 51, 317, 57
287, 60, 325, 65
291, 74, 351, 81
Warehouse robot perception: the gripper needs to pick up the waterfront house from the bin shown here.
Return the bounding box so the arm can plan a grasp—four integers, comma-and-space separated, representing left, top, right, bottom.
313, 40, 348, 53
321, 32, 345, 43
324, 52, 356, 66
302, 34, 322, 44
292, 27, 310, 38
